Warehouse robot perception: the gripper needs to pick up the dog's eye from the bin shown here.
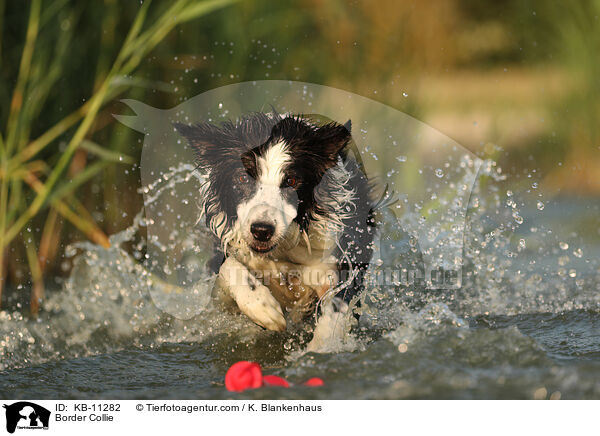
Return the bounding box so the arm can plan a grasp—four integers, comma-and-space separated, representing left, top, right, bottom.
238, 174, 249, 183
285, 177, 297, 188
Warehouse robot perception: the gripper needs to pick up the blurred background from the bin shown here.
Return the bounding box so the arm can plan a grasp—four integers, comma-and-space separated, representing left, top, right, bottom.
0, 0, 599, 311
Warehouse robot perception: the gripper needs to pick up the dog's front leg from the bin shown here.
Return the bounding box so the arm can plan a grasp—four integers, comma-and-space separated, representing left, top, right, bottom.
218, 256, 286, 331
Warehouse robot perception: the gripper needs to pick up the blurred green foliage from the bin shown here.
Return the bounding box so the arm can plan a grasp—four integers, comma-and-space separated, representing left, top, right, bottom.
0, 0, 598, 310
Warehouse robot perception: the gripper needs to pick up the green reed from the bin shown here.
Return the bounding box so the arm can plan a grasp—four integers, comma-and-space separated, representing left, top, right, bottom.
0, 0, 237, 312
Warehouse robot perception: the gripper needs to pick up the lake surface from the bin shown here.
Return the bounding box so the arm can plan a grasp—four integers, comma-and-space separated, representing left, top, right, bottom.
1, 196, 598, 400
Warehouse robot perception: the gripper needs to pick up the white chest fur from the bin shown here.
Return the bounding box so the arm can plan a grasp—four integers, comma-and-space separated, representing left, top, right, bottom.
230, 222, 340, 321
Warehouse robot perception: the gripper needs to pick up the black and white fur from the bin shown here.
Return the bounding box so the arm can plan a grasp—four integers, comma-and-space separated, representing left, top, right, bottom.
175, 113, 376, 331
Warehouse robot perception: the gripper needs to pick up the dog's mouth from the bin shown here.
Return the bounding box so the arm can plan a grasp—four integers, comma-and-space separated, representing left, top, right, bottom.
250, 242, 277, 254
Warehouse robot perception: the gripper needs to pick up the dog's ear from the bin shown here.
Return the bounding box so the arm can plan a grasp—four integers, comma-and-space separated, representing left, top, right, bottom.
343, 119, 352, 133
313, 121, 352, 163
173, 122, 229, 168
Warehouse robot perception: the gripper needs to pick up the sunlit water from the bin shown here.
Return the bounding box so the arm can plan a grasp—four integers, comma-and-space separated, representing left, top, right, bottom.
1, 161, 599, 400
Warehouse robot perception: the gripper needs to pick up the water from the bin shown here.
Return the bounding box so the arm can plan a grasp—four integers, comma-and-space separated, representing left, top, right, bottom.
1, 308, 598, 399
1, 163, 599, 399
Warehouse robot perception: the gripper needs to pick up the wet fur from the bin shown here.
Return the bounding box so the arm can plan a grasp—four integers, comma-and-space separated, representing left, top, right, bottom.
175, 113, 376, 331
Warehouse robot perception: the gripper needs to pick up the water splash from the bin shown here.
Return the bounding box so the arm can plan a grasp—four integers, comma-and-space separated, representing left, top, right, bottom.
1, 84, 598, 382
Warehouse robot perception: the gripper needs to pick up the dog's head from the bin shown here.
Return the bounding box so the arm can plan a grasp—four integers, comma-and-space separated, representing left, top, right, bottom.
175, 113, 351, 255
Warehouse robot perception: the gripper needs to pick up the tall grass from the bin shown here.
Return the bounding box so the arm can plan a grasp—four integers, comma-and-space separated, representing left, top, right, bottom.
0, 0, 237, 312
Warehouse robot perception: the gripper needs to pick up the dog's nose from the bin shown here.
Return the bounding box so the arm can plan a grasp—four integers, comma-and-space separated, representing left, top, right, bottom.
250, 222, 275, 242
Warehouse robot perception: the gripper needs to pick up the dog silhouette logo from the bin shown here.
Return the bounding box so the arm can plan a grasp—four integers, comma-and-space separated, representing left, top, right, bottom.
3, 402, 50, 433
116, 80, 482, 322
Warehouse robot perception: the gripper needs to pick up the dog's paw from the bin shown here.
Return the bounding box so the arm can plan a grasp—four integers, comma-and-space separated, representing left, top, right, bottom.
233, 284, 286, 332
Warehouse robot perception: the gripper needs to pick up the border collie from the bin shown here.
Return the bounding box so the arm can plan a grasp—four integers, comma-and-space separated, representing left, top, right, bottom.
175, 113, 376, 331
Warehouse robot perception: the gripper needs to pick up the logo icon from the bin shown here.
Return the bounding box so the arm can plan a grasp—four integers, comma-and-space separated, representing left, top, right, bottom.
3, 402, 50, 434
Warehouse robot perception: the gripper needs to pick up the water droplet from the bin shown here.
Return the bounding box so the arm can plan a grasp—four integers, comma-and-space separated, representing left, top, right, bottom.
559, 242, 569, 250
533, 387, 547, 400
573, 248, 583, 258
396, 155, 407, 162
435, 168, 444, 178
536, 200, 545, 210
558, 255, 570, 266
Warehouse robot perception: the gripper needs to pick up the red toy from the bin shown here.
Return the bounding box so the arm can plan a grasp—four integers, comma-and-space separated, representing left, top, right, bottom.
263, 375, 290, 388
225, 361, 324, 392
303, 377, 325, 387
224, 361, 263, 392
